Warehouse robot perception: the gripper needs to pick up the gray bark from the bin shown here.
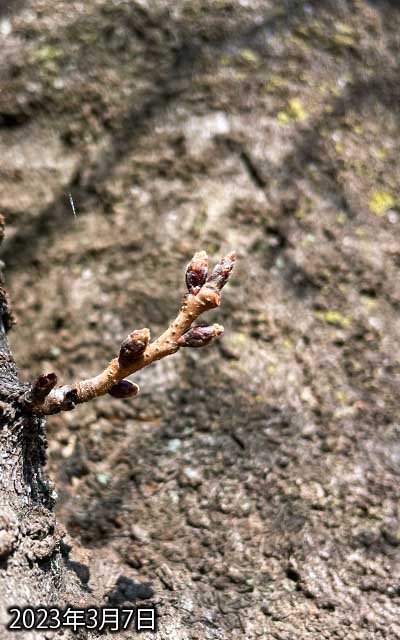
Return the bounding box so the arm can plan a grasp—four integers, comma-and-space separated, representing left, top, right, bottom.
0, 224, 82, 639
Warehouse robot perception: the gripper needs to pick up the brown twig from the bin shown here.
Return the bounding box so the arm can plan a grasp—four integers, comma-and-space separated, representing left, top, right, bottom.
27, 250, 236, 415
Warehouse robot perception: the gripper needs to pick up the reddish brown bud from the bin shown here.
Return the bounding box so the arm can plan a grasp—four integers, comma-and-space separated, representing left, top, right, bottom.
186, 250, 208, 295
177, 323, 224, 348
118, 328, 150, 367
109, 380, 139, 399
63, 388, 79, 411
207, 251, 236, 290
31, 373, 58, 403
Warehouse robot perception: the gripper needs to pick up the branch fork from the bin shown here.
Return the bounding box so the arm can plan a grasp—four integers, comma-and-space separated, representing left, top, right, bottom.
26, 250, 236, 415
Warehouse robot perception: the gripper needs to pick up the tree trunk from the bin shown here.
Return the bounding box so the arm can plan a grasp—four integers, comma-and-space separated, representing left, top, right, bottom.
0, 230, 82, 638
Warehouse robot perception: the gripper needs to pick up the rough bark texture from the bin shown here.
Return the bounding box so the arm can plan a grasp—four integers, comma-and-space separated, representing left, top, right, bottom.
0, 256, 85, 638
1, 1, 400, 639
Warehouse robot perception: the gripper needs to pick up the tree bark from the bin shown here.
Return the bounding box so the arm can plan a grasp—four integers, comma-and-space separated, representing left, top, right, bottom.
0, 232, 83, 638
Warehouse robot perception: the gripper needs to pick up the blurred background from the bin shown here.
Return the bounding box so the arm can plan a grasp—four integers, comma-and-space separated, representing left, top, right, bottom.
1, 0, 400, 637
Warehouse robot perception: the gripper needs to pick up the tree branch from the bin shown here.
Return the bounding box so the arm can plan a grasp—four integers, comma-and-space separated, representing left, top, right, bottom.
26, 250, 236, 415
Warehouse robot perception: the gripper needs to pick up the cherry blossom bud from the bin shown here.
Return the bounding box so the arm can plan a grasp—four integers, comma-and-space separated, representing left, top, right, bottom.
109, 380, 139, 398
207, 251, 236, 290
186, 250, 208, 295
118, 328, 150, 367
177, 323, 224, 348
31, 373, 58, 403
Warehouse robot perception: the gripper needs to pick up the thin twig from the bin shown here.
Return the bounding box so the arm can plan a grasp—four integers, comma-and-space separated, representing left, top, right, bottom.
27, 250, 236, 415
